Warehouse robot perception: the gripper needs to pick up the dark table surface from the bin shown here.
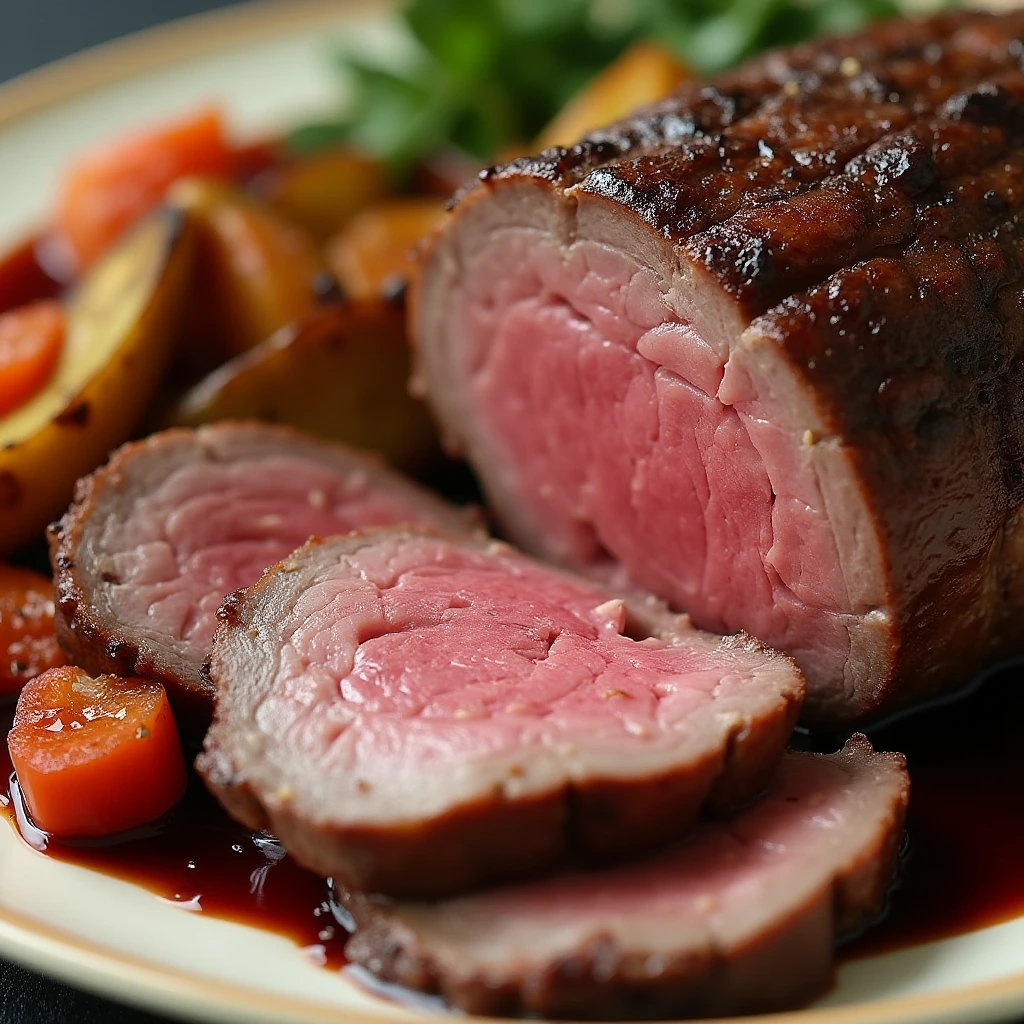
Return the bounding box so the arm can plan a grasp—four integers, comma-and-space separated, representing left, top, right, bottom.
1, 5, 253, 1019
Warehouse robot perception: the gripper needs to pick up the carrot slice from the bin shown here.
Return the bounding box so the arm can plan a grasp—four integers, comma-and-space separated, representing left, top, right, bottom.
0, 564, 66, 696
0, 301, 65, 419
55, 107, 231, 272
8, 667, 187, 836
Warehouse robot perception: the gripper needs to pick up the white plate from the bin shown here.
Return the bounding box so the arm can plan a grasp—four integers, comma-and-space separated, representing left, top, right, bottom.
0, 2, 1023, 1022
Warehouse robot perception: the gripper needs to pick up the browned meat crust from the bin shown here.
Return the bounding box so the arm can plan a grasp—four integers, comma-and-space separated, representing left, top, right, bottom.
490, 13, 1024, 217
50, 459, 214, 732
339, 738, 909, 1020
417, 10, 1024, 722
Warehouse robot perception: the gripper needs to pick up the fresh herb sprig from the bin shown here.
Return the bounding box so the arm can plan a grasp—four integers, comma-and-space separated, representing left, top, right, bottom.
291, 0, 916, 173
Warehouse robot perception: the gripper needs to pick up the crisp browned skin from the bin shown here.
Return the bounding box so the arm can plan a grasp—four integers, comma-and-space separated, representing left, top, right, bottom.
416, 11, 1024, 721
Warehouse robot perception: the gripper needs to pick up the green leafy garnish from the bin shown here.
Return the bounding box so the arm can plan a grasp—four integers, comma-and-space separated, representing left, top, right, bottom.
291, 0, 925, 172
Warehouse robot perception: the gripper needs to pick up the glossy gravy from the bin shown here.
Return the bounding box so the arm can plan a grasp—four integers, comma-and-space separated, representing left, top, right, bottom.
0, 730, 348, 968
841, 662, 1024, 958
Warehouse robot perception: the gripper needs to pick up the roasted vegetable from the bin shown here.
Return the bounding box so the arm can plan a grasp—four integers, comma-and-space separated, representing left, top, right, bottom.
0, 565, 65, 697
8, 666, 186, 837
0, 208, 193, 554
327, 198, 445, 301
169, 301, 439, 471
257, 146, 388, 241
169, 177, 325, 367
55, 107, 229, 273
536, 41, 689, 149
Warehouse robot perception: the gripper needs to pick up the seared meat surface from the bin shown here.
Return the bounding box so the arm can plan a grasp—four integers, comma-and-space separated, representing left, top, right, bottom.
414, 10, 1024, 724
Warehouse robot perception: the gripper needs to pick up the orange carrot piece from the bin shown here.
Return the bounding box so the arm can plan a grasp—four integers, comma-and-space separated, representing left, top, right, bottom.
8, 667, 187, 836
0, 301, 65, 419
0, 564, 66, 696
55, 107, 230, 271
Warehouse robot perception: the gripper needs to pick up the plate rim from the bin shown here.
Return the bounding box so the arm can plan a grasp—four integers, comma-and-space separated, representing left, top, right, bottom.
0, 0, 395, 129
5, 885, 1024, 1024
0, 2, 1021, 1022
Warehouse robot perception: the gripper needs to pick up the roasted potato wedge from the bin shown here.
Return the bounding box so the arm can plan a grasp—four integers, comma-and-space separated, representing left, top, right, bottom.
537, 41, 690, 150
326, 198, 446, 302
0, 209, 193, 554
168, 301, 440, 472
257, 147, 388, 241
169, 177, 325, 367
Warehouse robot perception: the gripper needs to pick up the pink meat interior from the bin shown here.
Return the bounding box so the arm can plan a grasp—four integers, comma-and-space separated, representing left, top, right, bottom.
267, 538, 755, 774
455, 232, 860, 686
406, 750, 872, 939
106, 455, 425, 653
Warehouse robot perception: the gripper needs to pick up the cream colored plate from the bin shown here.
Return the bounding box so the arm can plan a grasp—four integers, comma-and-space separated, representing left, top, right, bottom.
0, 2, 1022, 1022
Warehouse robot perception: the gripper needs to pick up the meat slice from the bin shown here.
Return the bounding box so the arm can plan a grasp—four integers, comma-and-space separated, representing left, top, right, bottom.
340, 737, 908, 1020
412, 10, 1024, 724
198, 527, 804, 898
49, 423, 472, 728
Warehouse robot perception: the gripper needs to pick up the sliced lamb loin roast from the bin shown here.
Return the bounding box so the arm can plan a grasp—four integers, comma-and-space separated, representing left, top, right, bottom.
49, 423, 473, 729
339, 737, 908, 1020
198, 527, 804, 898
413, 9, 1024, 725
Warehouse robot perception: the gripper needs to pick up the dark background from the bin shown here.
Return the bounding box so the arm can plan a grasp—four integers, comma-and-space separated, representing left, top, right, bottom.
0, 0, 246, 84
0, 5, 256, 1020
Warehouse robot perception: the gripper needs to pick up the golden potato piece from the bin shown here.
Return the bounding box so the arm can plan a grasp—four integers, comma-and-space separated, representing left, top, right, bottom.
169, 301, 439, 472
537, 41, 690, 150
327, 198, 446, 303
169, 177, 325, 367
0, 209, 192, 554
258, 147, 388, 242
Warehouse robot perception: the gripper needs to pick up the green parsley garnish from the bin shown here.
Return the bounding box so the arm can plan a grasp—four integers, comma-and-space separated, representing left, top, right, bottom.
291, 0, 926, 172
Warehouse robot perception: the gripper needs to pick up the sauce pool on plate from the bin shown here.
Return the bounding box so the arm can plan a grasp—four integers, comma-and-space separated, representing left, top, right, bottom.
0, 724, 348, 969
841, 661, 1024, 958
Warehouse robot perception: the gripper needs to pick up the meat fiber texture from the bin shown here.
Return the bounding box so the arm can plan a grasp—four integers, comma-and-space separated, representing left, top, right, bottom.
413, 10, 1024, 725
49, 423, 474, 729
198, 527, 804, 898
340, 737, 908, 1020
